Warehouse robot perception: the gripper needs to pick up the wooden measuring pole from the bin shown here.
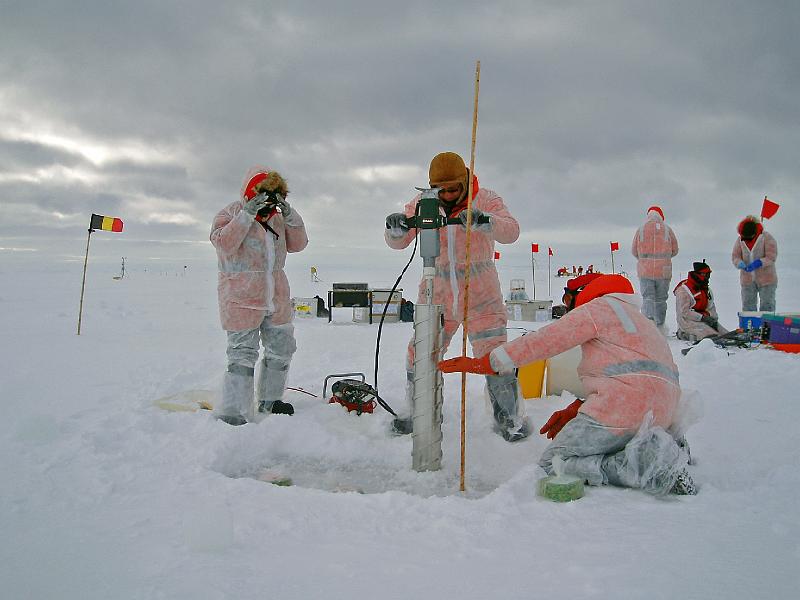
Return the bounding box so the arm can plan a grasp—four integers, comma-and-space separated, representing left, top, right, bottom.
460, 60, 481, 492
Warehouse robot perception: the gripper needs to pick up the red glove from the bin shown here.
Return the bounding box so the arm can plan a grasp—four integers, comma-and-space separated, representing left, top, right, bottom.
437, 354, 496, 375
539, 399, 583, 439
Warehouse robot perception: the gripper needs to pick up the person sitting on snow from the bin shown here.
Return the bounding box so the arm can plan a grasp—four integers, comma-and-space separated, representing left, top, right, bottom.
210, 169, 309, 425
732, 215, 778, 313
384, 151, 529, 442
439, 273, 697, 495
674, 261, 728, 342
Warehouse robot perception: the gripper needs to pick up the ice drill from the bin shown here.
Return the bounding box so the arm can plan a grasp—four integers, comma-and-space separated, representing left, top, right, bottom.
405, 188, 489, 472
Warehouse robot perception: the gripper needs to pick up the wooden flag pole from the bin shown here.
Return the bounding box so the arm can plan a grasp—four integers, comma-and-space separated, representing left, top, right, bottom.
77, 228, 93, 335
460, 60, 481, 493
611, 249, 616, 274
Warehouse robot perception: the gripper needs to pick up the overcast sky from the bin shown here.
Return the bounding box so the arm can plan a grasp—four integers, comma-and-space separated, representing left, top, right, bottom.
1, 1, 797, 275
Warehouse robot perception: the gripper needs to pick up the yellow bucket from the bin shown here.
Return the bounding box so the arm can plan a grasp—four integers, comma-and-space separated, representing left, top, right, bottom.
518, 359, 546, 399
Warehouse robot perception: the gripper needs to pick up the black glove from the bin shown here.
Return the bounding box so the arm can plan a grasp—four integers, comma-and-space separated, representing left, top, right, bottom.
458, 208, 492, 231
700, 315, 718, 330
385, 213, 409, 237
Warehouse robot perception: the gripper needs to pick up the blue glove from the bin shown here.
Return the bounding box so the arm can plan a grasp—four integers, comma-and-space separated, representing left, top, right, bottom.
385, 213, 410, 238
736, 260, 747, 270
459, 208, 492, 231
745, 259, 763, 272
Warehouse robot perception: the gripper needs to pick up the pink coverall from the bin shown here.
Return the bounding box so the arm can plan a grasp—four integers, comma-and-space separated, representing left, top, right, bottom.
211, 199, 308, 330
490, 291, 686, 492
631, 210, 679, 328
385, 187, 522, 434
210, 169, 308, 420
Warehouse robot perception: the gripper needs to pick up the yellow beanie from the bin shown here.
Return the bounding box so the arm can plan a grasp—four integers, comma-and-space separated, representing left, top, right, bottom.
428, 152, 467, 187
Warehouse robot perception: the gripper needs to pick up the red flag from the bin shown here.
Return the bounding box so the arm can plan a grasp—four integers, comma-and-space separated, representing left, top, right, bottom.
493, 251, 500, 260
548, 247, 554, 256
761, 197, 780, 220
531, 243, 539, 253
610, 241, 619, 252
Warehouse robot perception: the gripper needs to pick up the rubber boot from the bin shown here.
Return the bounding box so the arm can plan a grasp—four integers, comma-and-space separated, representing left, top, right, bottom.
256, 359, 293, 416
218, 368, 254, 425
486, 373, 530, 442
391, 373, 415, 435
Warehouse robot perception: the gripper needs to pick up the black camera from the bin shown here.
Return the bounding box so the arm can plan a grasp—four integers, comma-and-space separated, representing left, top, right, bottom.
256, 191, 280, 218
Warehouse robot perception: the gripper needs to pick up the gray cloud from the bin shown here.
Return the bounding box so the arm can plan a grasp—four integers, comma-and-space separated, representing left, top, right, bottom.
1, 0, 797, 271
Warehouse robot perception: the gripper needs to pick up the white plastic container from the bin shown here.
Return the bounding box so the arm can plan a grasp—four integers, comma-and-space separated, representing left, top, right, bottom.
546, 346, 585, 398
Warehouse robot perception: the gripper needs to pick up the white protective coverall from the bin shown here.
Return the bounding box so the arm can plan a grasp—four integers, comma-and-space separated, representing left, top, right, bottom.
732, 217, 778, 312
631, 209, 679, 328
674, 278, 728, 341
490, 286, 691, 494
385, 185, 527, 438
210, 168, 308, 421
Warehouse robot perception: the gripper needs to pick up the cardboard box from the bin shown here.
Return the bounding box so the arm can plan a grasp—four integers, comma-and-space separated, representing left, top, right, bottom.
506, 300, 553, 322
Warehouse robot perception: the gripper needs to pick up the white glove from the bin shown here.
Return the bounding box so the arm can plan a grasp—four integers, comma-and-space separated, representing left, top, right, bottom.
243, 193, 270, 218
275, 194, 292, 218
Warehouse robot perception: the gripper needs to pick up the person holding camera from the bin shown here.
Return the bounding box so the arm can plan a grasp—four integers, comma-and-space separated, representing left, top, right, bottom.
210, 168, 308, 425
384, 151, 529, 442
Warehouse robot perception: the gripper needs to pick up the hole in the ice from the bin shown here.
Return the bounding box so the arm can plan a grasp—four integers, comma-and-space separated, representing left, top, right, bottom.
220, 456, 502, 498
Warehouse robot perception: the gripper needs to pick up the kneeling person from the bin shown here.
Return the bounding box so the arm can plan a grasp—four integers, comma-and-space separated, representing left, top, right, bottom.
439, 274, 696, 495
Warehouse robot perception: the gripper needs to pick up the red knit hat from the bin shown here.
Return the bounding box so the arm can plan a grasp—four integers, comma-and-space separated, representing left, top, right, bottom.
647, 205, 665, 220
574, 274, 635, 307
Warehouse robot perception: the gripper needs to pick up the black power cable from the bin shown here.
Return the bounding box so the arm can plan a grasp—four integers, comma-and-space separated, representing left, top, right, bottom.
373, 233, 418, 401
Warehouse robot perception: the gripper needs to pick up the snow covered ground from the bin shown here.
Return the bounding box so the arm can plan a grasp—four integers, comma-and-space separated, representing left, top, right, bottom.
1, 252, 798, 599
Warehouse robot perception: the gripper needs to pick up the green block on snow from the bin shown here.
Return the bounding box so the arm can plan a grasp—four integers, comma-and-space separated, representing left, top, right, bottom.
537, 475, 585, 502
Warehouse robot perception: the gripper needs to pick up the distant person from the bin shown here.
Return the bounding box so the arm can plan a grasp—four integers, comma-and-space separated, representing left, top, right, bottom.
439, 273, 696, 495
674, 261, 728, 341
210, 169, 309, 425
732, 215, 778, 312
384, 151, 529, 442
631, 205, 679, 333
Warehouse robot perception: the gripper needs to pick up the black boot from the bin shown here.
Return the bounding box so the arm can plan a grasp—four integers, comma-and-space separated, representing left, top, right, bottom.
670, 468, 698, 495
217, 414, 247, 426
259, 400, 294, 415
391, 417, 413, 435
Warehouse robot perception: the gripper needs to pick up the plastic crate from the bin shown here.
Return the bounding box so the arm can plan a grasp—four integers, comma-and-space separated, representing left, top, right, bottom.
763, 314, 800, 344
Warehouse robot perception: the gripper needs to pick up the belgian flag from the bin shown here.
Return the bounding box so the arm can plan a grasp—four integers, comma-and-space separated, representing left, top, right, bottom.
90, 213, 123, 232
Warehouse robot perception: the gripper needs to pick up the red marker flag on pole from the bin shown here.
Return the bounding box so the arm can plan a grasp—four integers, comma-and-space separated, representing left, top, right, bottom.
610, 241, 619, 252
548, 247, 554, 256
531, 243, 539, 253
494, 251, 500, 260
761, 197, 780, 220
